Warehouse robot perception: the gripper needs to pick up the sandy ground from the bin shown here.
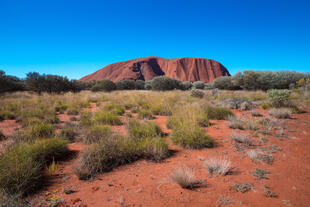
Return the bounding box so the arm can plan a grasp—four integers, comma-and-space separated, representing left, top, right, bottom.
1, 106, 310, 207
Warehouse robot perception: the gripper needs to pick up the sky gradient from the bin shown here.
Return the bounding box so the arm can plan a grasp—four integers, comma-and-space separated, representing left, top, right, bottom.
0, 0, 309, 79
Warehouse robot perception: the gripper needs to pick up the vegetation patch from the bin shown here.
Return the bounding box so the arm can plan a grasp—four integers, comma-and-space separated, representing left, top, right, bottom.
204, 157, 231, 176
205, 107, 234, 120
269, 108, 291, 119
170, 166, 205, 189
230, 183, 253, 193
253, 168, 270, 179
93, 111, 122, 125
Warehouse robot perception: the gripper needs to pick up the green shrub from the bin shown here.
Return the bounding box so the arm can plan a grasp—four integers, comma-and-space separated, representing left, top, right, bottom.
137, 137, 169, 161
182, 81, 192, 90
171, 123, 213, 149
212, 77, 236, 90
192, 81, 205, 89
205, 107, 234, 120
138, 109, 153, 120
0, 138, 68, 196
91, 79, 116, 92
267, 89, 291, 107
151, 76, 183, 91
135, 80, 145, 90
93, 111, 122, 125
82, 124, 112, 144
127, 119, 164, 139
115, 79, 136, 90
190, 89, 204, 98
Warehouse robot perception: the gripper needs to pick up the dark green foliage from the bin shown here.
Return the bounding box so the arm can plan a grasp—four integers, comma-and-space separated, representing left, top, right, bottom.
205, 107, 234, 120
192, 81, 205, 89
91, 79, 116, 92
0, 138, 68, 196
212, 76, 236, 90
0, 70, 25, 93
115, 79, 136, 90
182, 81, 192, 90
151, 76, 183, 91
25, 72, 81, 93
135, 80, 145, 90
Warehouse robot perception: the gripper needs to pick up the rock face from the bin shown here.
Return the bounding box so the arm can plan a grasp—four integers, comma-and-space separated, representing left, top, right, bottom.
80, 57, 230, 83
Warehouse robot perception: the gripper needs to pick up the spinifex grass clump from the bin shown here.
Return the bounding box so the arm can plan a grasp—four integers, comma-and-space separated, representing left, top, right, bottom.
127, 119, 164, 139
93, 110, 122, 125
204, 106, 234, 120
171, 122, 213, 149
0, 138, 68, 196
82, 124, 113, 144
269, 108, 291, 119
75, 134, 169, 180
103, 102, 125, 115
137, 109, 153, 120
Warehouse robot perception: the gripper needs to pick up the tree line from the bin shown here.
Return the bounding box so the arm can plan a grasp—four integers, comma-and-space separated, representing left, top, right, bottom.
1, 69, 309, 94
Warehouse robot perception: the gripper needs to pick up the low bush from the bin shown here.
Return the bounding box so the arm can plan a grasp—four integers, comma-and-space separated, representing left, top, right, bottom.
205, 107, 234, 120
171, 122, 213, 149
135, 80, 145, 90
267, 89, 291, 107
204, 157, 231, 176
0, 138, 68, 196
151, 76, 183, 91
75, 134, 168, 179
93, 111, 122, 125
115, 79, 136, 90
227, 115, 244, 130
182, 81, 192, 90
190, 89, 204, 98
127, 119, 164, 139
91, 79, 116, 92
231, 133, 253, 146
192, 81, 205, 89
269, 108, 291, 119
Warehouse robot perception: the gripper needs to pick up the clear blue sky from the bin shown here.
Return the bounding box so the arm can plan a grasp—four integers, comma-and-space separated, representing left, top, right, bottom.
0, 0, 309, 79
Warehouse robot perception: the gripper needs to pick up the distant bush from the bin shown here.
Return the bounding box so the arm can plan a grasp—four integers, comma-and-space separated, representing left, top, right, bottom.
135, 80, 145, 90
0, 70, 25, 93
91, 79, 116, 92
151, 76, 183, 91
267, 89, 291, 107
182, 81, 192, 90
212, 70, 310, 90
192, 81, 205, 89
190, 89, 205, 98
115, 79, 136, 90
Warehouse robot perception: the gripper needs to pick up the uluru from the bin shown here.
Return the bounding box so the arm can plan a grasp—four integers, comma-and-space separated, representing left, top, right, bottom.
80, 57, 230, 83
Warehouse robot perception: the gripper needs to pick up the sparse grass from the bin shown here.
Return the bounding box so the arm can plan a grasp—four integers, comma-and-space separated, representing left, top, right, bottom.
205, 106, 234, 120
245, 119, 260, 131
0, 138, 69, 196
230, 183, 253, 193
251, 110, 263, 117
170, 166, 205, 189
0, 190, 29, 207
228, 115, 244, 129
253, 168, 270, 179
231, 132, 254, 146
264, 185, 278, 198
103, 103, 125, 115
246, 150, 274, 164
46, 158, 58, 173
93, 111, 122, 125
204, 157, 231, 176
269, 108, 291, 119
216, 195, 234, 207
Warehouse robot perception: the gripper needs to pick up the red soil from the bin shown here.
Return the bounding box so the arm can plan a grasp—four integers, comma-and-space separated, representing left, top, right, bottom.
23, 107, 310, 207
80, 57, 230, 83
